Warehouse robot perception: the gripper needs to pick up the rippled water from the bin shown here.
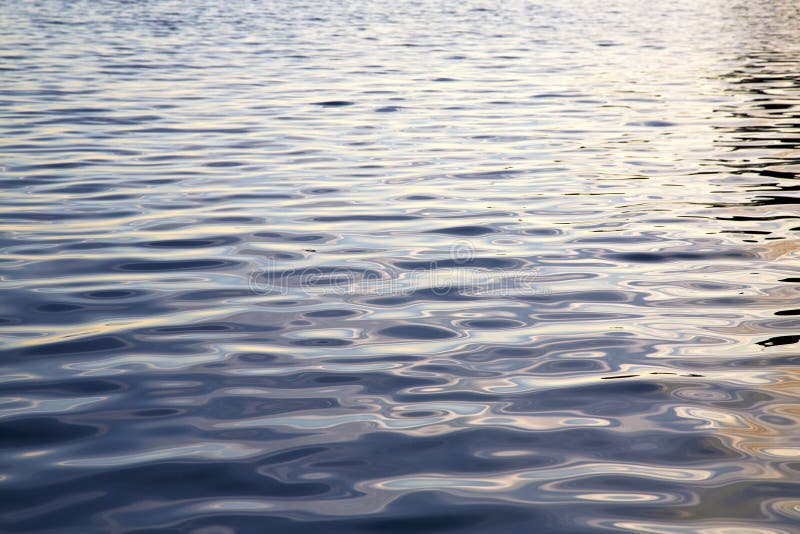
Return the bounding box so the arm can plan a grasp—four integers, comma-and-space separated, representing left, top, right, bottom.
2, 1, 800, 532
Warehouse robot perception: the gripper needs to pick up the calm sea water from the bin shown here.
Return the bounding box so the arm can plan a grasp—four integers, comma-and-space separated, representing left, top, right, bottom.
1, 1, 799, 532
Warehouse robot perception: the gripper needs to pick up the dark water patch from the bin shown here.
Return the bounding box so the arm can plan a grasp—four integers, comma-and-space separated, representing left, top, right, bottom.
536, 359, 605, 373
404, 195, 439, 200
460, 318, 527, 329
253, 231, 336, 243
426, 225, 496, 236
522, 227, 564, 236
314, 101, 355, 107
411, 364, 498, 377
43, 182, 112, 194
223, 371, 441, 392
291, 338, 353, 347
378, 324, 458, 340
533, 92, 581, 99
35, 303, 84, 313
453, 169, 528, 180
757, 334, 800, 347
204, 397, 339, 419
393, 257, 524, 271
303, 187, 342, 195
601, 374, 640, 380
76, 289, 146, 300
0, 417, 99, 448
138, 236, 239, 249
0, 378, 123, 397
129, 126, 255, 134
205, 161, 245, 168
114, 259, 240, 272
304, 309, 359, 318
626, 120, 676, 127
206, 216, 264, 224
210, 193, 299, 200
18, 335, 130, 356
605, 249, 754, 263
0, 210, 140, 222
171, 289, 255, 301
313, 214, 419, 222
142, 322, 275, 335
87, 193, 137, 201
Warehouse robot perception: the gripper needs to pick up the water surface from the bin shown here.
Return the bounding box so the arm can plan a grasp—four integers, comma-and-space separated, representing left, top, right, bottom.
1, 1, 799, 532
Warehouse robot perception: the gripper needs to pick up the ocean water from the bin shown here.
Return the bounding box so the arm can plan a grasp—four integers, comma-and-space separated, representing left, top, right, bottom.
1, 0, 799, 532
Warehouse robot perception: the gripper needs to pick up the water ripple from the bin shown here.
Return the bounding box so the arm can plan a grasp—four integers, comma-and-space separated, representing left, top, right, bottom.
1, 0, 800, 531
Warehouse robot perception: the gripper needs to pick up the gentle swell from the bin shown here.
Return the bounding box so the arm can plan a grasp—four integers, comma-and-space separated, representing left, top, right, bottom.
1, 0, 799, 532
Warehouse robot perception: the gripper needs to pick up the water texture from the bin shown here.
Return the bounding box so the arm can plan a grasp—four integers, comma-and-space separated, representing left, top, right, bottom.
1, 1, 799, 532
